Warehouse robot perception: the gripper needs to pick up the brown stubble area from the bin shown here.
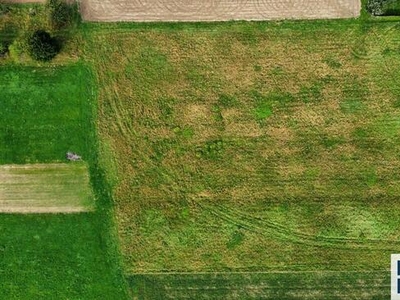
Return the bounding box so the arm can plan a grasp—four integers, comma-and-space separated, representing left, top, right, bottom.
0, 163, 94, 213
89, 23, 400, 272
80, 0, 361, 22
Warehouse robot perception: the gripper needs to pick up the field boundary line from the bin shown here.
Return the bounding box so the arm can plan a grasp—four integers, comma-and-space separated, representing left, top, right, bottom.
130, 270, 388, 275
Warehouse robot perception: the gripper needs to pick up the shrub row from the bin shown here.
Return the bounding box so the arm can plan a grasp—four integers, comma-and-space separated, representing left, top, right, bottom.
367, 0, 400, 16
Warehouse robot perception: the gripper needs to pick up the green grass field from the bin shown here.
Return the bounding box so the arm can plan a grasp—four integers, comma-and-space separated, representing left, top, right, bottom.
0, 213, 126, 299
0, 65, 93, 164
0, 45, 128, 297
83, 17, 400, 298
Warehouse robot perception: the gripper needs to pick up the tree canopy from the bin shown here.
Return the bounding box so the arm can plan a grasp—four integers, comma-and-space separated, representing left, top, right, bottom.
27, 30, 60, 62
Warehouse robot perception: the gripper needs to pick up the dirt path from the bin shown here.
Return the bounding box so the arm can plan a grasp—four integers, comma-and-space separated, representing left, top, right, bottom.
80, 0, 361, 22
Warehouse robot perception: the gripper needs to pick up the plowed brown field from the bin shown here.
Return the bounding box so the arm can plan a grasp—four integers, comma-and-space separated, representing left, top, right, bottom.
81, 0, 361, 22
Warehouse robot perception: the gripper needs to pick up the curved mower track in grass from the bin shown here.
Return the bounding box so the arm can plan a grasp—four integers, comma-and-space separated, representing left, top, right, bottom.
200, 202, 400, 250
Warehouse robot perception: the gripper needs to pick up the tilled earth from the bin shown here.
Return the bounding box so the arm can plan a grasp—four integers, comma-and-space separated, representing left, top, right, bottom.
80, 0, 361, 22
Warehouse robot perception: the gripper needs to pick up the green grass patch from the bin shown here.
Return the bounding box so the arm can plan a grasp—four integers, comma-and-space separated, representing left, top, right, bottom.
323, 56, 342, 69
0, 64, 93, 164
254, 103, 273, 120
297, 80, 324, 103
340, 99, 365, 113
196, 140, 225, 160
0, 213, 127, 299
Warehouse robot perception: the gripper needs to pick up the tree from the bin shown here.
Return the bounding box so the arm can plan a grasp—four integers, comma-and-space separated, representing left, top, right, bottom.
27, 30, 60, 62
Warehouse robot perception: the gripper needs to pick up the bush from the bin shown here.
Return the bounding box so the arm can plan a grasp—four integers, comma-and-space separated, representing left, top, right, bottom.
0, 42, 8, 56
383, 0, 400, 16
47, 0, 74, 30
27, 30, 60, 62
367, 0, 385, 16
8, 42, 23, 62
367, 0, 400, 16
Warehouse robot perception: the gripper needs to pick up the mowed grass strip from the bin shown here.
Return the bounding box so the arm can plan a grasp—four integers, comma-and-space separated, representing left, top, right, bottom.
0, 163, 94, 213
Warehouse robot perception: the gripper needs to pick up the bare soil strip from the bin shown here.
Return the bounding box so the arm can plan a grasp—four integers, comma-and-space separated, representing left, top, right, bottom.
80, 0, 361, 22
0, 163, 94, 213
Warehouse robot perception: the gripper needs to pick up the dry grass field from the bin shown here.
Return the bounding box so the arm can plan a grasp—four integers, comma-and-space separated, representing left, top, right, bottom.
80, 0, 361, 22
0, 163, 94, 213
84, 17, 400, 284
